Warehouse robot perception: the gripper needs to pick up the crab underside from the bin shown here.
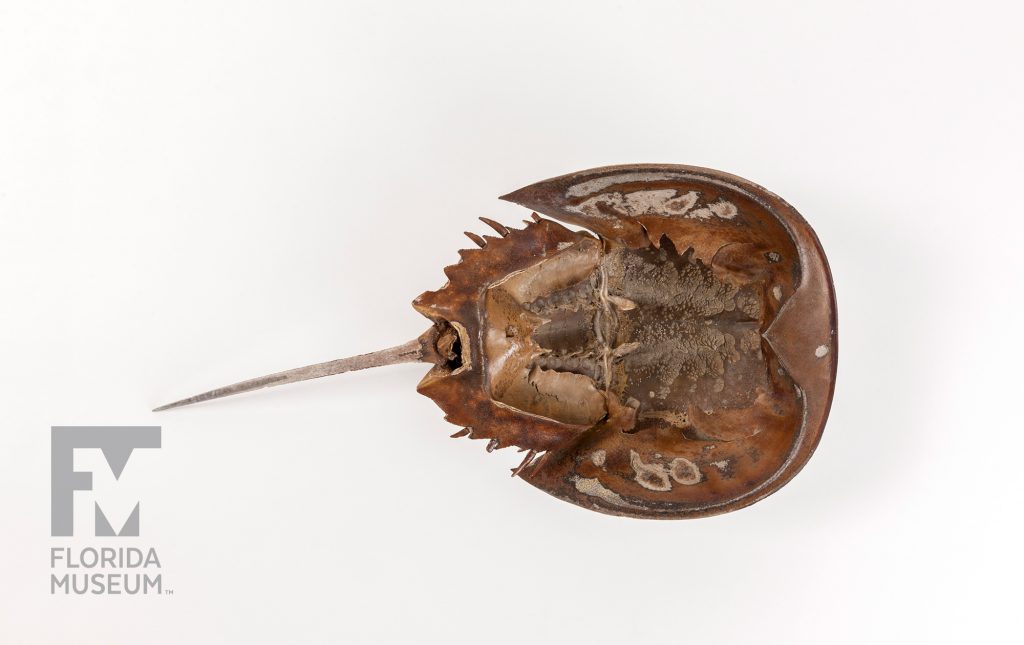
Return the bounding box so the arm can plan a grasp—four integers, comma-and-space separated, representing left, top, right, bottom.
153, 164, 836, 520
414, 165, 836, 519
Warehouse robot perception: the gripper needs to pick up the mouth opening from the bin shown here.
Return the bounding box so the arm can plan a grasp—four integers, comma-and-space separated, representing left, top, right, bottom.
431, 320, 469, 374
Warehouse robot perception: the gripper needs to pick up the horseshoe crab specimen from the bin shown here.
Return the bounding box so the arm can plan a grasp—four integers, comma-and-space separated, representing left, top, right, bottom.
156, 164, 837, 519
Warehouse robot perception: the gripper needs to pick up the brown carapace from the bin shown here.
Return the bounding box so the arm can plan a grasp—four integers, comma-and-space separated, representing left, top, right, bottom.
156, 164, 837, 519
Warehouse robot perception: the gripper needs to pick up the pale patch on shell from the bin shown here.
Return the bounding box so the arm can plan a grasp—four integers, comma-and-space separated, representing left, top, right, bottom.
573, 476, 640, 509
665, 191, 699, 214
688, 199, 738, 220
709, 201, 738, 219
815, 344, 829, 358
630, 450, 672, 492
573, 190, 675, 219
568, 189, 737, 223
591, 450, 606, 467
669, 457, 701, 485
772, 285, 783, 301
565, 172, 682, 197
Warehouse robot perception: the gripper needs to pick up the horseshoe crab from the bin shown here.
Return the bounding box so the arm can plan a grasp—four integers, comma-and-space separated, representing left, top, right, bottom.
156, 164, 837, 519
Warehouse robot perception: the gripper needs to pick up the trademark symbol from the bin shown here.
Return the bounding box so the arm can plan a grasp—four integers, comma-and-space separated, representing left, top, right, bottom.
164, 589, 174, 595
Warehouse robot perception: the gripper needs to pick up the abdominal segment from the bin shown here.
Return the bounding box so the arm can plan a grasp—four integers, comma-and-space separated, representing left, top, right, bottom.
483, 230, 802, 515
484, 234, 776, 436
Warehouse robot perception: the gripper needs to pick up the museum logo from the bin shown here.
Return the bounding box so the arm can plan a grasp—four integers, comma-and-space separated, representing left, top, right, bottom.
49, 426, 169, 595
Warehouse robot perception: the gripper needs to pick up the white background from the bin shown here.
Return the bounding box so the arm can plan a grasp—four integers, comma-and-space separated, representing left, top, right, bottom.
2, 1, 1022, 643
